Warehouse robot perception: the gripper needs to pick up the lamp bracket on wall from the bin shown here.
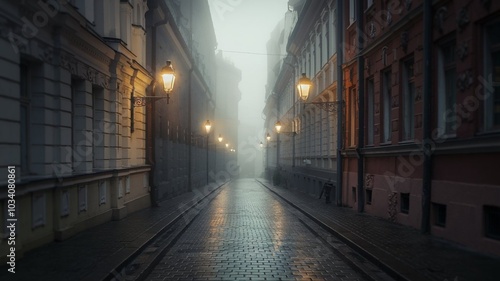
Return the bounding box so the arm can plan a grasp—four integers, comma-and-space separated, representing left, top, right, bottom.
132, 95, 170, 107
303, 101, 344, 113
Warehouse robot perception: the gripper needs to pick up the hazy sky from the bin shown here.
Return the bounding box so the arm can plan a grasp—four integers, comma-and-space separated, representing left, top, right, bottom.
208, 0, 288, 130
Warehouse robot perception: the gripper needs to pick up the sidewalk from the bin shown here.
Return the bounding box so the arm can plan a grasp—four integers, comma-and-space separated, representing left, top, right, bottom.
256, 178, 500, 281
0, 182, 227, 281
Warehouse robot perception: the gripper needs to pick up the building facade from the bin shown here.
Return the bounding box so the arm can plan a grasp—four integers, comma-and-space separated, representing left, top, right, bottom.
0, 0, 152, 259
147, 0, 218, 201
264, 0, 341, 200
0, 0, 221, 260
266, 0, 500, 256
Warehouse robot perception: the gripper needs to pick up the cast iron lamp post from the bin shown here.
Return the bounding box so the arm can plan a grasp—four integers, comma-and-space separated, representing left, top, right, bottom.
217, 134, 223, 172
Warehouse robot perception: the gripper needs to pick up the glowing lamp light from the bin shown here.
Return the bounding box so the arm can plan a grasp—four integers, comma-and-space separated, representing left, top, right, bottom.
275, 121, 282, 133
161, 60, 175, 93
204, 120, 211, 134
297, 73, 312, 101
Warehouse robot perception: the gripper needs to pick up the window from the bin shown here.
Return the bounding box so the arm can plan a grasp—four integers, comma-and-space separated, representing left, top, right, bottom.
20, 63, 31, 174
93, 86, 104, 170
61, 189, 70, 217
402, 58, 415, 140
118, 178, 124, 199
352, 186, 357, 202
484, 22, 500, 131
350, 87, 357, 147
433, 203, 447, 227
322, 18, 328, 65
366, 189, 373, 205
382, 70, 392, 143
78, 185, 87, 213
484, 206, 500, 240
125, 176, 131, 194
367, 78, 374, 145
349, 0, 356, 25
98, 181, 107, 205
438, 40, 456, 136
32, 192, 46, 228
400, 193, 410, 214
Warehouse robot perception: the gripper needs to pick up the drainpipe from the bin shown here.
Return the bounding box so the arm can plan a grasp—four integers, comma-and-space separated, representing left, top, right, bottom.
335, 0, 344, 206
422, 0, 433, 233
145, 1, 169, 207
356, 0, 365, 212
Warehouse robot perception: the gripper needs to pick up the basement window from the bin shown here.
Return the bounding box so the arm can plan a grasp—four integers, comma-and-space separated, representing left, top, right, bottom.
485, 206, 500, 240
366, 189, 373, 205
400, 193, 410, 214
433, 203, 447, 227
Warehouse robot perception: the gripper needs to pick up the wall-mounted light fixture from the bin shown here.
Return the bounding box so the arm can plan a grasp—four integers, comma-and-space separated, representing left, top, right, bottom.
131, 61, 176, 131
297, 72, 344, 113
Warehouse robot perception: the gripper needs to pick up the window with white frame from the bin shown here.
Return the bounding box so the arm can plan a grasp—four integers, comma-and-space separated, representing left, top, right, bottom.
322, 17, 328, 65
310, 41, 315, 77
484, 22, 500, 131
78, 185, 87, 213
349, 0, 356, 25
99, 180, 107, 205
60, 189, 70, 217
382, 70, 392, 143
367, 78, 375, 145
402, 57, 415, 140
329, 8, 336, 57
32, 192, 46, 228
437, 40, 456, 136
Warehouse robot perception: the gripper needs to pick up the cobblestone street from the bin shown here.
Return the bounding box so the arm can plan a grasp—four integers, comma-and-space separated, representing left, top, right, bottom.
145, 179, 389, 281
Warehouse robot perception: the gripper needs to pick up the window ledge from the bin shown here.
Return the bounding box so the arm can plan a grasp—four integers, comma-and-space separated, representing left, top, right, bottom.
398, 140, 415, 145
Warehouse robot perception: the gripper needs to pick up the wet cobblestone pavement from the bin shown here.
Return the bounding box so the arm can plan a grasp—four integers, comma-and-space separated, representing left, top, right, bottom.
146, 179, 390, 281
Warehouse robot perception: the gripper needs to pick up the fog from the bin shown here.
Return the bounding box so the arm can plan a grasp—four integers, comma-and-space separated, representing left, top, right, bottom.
208, 0, 288, 177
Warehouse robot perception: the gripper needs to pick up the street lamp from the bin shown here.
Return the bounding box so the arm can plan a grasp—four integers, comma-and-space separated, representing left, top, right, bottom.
205, 120, 211, 185
131, 60, 176, 131
297, 73, 312, 101
216, 134, 223, 172
275, 121, 282, 133
297, 72, 344, 113
160, 61, 175, 93
266, 133, 271, 141
205, 120, 211, 134
274, 120, 297, 173
275, 121, 296, 136
132, 60, 175, 107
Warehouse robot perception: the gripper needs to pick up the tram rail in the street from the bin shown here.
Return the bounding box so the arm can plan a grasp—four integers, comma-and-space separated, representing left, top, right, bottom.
113, 179, 397, 281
